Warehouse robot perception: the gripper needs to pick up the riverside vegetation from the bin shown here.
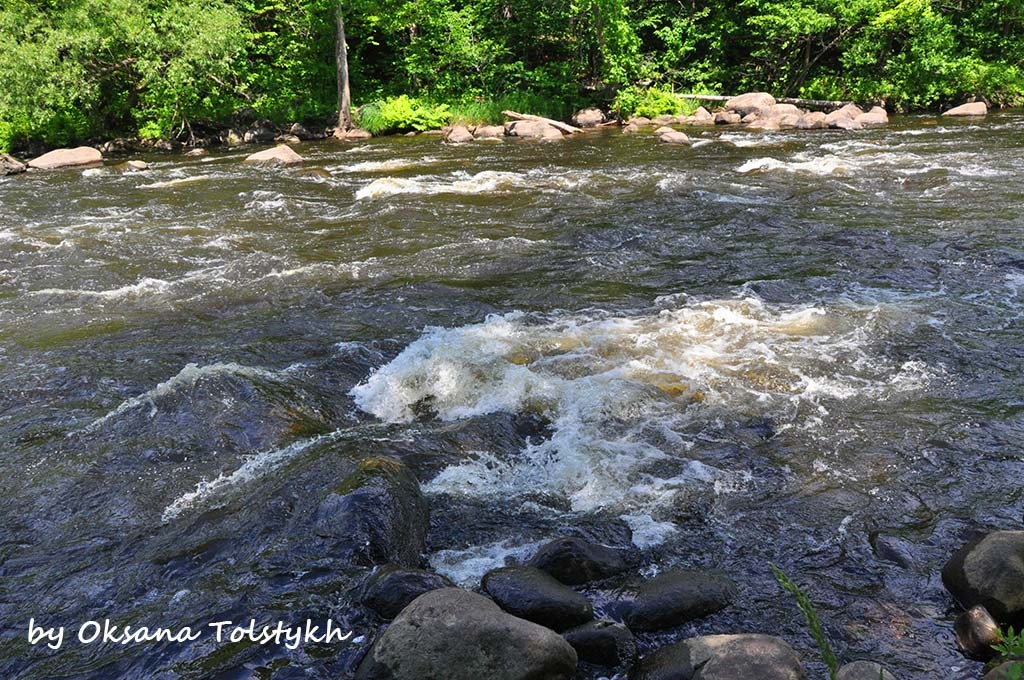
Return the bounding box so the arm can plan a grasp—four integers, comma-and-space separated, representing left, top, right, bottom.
1, 0, 1023, 150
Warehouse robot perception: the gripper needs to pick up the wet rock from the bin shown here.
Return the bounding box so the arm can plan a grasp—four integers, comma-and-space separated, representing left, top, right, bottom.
955, 605, 1001, 660
289, 122, 316, 139
506, 119, 563, 140
622, 123, 641, 134
628, 116, 653, 127
660, 131, 692, 145
243, 144, 304, 166
482, 565, 593, 631
243, 124, 277, 144
825, 104, 864, 125
870, 533, 916, 569
184, 148, 209, 157
621, 570, 737, 631
714, 111, 741, 125
1, 152, 26, 175
573, 108, 607, 127
474, 125, 506, 138
725, 92, 776, 116
691, 106, 714, 123
943, 531, 1024, 623
359, 563, 454, 620
563, 620, 636, 668
115, 160, 149, 173
527, 537, 630, 585
224, 129, 244, 146
836, 661, 897, 680
855, 106, 889, 126
632, 634, 805, 680
334, 127, 373, 140
313, 456, 428, 567
275, 133, 302, 144
354, 588, 577, 680
654, 125, 676, 136
654, 114, 677, 126
776, 114, 802, 129
748, 118, 781, 131
797, 112, 828, 129
27, 146, 102, 170
831, 117, 864, 130
444, 125, 475, 143
984, 661, 1024, 679
764, 103, 803, 119
944, 102, 988, 117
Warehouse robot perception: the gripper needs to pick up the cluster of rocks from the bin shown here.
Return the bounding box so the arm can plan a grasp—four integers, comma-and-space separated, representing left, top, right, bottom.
442, 118, 574, 143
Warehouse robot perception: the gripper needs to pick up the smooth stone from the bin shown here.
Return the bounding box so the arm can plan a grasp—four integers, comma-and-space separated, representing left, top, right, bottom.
825, 104, 864, 124
116, 160, 149, 172
855, 106, 889, 125
944, 102, 988, 116
653, 114, 676, 126
654, 125, 676, 136
628, 116, 653, 127
359, 563, 454, 620
275, 133, 302, 144
763, 103, 802, 118
956, 604, 1001, 659
444, 125, 475, 143
659, 131, 692, 145
482, 565, 593, 631
313, 456, 428, 567
622, 123, 641, 134
725, 92, 776, 116
506, 119, 563, 140
573, 108, 606, 127
474, 124, 506, 138
1, 152, 27, 175
563, 619, 637, 668
831, 117, 864, 130
622, 570, 736, 631
797, 112, 828, 129
184, 148, 208, 157
632, 634, 805, 680
691, 106, 714, 122
243, 144, 304, 165
528, 537, 629, 585
354, 588, 577, 680
836, 660, 898, 680
714, 111, 741, 125
943, 530, 1024, 623
630, 638, 694, 680
343, 128, 373, 140
27, 146, 102, 170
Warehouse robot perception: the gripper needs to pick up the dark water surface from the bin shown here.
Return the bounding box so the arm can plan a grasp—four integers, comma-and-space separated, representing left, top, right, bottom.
1, 115, 1022, 678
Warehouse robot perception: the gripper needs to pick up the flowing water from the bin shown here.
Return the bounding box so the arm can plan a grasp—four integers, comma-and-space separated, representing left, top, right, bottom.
1, 114, 1023, 679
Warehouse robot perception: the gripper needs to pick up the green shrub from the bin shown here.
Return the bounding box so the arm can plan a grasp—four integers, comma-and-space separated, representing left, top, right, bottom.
357, 95, 452, 135
612, 86, 706, 118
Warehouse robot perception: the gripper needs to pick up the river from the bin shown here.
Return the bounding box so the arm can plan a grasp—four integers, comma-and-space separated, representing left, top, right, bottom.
1, 114, 1022, 678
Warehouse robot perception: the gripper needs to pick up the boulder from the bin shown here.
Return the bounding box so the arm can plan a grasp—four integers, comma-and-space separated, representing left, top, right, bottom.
747, 118, 781, 131
714, 111, 741, 125
27, 146, 102, 170
1, 152, 26, 175
692, 106, 714, 123
654, 126, 676, 136
836, 661, 897, 680
855, 106, 889, 125
831, 117, 864, 130
632, 634, 805, 680
354, 588, 577, 680
659, 131, 692, 145
763, 103, 803, 119
572, 108, 607, 127
825, 104, 864, 124
506, 119, 563, 140
224, 129, 244, 146
654, 114, 677, 126
725, 92, 776, 116
243, 124, 277, 144
243, 144, 304, 166
621, 570, 736, 631
289, 122, 316, 140
360, 564, 454, 620
275, 133, 302, 144
984, 662, 1024, 680
184, 148, 209, 157
563, 620, 636, 668
527, 537, 629, 585
334, 127, 373, 140
797, 112, 828, 129
628, 116, 653, 127
444, 125, 475, 143
776, 114, 802, 129
474, 125, 506, 138
481, 565, 593, 631
115, 160, 149, 173
944, 102, 988, 117
943, 531, 1024, 623
955, 605, 1001, 660
622, 123, 641, 134
312, 457, 428, 567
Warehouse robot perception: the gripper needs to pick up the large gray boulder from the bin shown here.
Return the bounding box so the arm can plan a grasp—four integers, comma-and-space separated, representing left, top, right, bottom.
725, 92, 776, 116
944, 102, 988, 117
27, 146, 102, 170
354, 588, 578, 680
836, 660, 898, 679
506, 119, 563, 140
621, 570, 736, 631
313, 457, 428, 567
943, 530, 1024, 623
243, 144, 304, 165
572, 108, 607, 127
482, 565, 593, 631
1, 152, 26, 175
632, 634, 805, 680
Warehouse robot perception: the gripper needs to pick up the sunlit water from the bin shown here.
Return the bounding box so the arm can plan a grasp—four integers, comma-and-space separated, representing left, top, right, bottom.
1, 114, 1023, 678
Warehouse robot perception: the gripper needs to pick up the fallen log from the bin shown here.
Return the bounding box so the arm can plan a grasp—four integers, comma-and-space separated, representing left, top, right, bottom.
674, 94, 853, 110
502, 110, 583, 134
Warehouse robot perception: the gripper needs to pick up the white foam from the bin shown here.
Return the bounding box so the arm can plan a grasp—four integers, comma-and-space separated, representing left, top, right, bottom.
737, 155, 851, 175
428, 538, 547, 586
138, 174, 212, 189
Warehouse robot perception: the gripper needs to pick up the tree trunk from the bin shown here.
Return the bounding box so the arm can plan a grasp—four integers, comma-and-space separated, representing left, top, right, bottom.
336, 5, 353, 130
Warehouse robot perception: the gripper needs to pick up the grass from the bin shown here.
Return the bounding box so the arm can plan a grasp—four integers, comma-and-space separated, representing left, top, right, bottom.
770, 563, 840, 680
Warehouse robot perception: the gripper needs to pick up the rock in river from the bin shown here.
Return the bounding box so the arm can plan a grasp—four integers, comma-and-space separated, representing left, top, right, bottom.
955, 604, 1001, 659
725, 92, 776, 116
620, 570, 736, 631
573, 108, 607, 127
984, 662, 1024, 680
632, 634, 805, 680
313, 456, 428, 567
836, 660, 898, 680
27, 146, 102, 170
942, 530, 1024, 623
506, 119, 563, 140
444, 125, 475, 143
243, 144, 304, 166
482, 565, 594, 631
1, 152, 26, 175
563, 620, 637, 668
944, 102, 988, 117
659, 131, 692, 145
528, 536, 629, 585
359, 563, 454, 620
354, 588, 577, 680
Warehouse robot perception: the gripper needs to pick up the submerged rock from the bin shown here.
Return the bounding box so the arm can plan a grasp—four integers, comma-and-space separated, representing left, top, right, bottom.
831, 117, 864, 131
528, 537, 629, 585
27, 146, 102, 170
944, 102, 988, 117
354, 588, 577, 680
115, 160, 149, 173
943, 530, 1024, 623
444, 125, 475, 143
836, 660, 898, 679
1, 152, 26, 175
482, 565, 593, 631
659, 131, 692, 145
628, 116, 653, 127
243, 144, 304, 166
313, 456, 428, 567
506, 119, 563, 140
725, 92, 776, 116
359, 564, 454, 620
563, 620, 637, 668
621, 570, 736, 631
184, 148, 209, 157
633, 634, 805, 680
955, 604, 1001, 660
573, 108, 607, 127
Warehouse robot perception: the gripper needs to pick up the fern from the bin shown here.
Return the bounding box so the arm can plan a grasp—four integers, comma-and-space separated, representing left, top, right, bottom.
770, 563, 839, 680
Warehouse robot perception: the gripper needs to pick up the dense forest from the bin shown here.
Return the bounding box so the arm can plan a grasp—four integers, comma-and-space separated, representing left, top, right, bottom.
1, 0, 1022, 150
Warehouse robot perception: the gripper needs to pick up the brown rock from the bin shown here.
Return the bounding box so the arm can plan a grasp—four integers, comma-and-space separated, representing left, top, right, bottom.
659, 131, 692, 145
725, 92, 776, 116
27, 146, 102, 170
825, 104, 864, 125
444, 125, 475, 143
572, 108, 606, 127
507, 119, 563, 140
654, 126, 676, 136
184, 148, 209, 157
628, 116, 653, 127
692, 106, 714, 123
1, 152, 26, 175
243, 144, 304, 166
797, 112, 828, 129
714, 111, 742, 125
831, 117, 864, 130
944, 102, 988, 117
474, 125, 506, 138
855, 106, 889, 125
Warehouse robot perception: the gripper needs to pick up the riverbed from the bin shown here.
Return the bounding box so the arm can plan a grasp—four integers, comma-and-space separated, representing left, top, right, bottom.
1, 114, 1023, 678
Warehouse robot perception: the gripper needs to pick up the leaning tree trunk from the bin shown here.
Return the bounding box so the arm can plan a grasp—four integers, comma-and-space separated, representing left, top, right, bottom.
336, 5, 353, 131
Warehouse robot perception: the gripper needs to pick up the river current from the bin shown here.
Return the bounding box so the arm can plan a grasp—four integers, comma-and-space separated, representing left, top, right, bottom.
1, 115, 1023, 678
